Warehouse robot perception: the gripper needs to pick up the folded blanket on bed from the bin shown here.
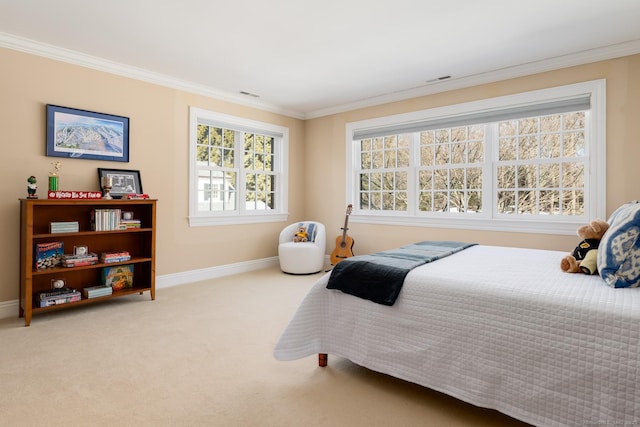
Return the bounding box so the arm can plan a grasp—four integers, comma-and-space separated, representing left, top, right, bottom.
326, 241, 476, 305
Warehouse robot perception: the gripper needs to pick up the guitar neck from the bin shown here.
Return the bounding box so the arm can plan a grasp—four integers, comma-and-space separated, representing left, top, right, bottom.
340, 216, 350, 243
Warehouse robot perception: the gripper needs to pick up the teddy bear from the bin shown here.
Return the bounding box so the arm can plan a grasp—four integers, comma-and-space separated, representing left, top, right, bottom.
293, 226, 308, 242
560, 219, 609, 275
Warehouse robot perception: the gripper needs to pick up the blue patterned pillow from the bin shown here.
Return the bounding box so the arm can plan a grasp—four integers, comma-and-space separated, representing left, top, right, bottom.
597, 201, 640, 288
305, 223, 317, 242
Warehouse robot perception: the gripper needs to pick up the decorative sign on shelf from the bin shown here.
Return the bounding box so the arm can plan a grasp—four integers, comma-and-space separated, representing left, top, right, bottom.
48, 191, 103, 199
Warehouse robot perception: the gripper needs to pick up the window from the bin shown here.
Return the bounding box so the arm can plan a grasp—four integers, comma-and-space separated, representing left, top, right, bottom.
346, 80, 606, 234
189, 107, 288, 226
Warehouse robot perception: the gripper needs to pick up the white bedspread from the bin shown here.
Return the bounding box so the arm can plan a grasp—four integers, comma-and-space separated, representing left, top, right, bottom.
274, 245, 640, 427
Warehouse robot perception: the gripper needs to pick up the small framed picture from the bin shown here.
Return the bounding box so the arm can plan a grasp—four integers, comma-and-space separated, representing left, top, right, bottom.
74, 245, 89, 256
121, 211, 134, 221
98, 168, 143, 199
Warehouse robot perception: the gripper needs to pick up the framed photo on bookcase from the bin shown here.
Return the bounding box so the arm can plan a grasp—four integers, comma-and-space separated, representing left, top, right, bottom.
98, 168, 143, 199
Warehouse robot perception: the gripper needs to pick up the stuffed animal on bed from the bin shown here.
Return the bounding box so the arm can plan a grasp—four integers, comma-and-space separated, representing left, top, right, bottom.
293, 225, 309, 242
560, 219, 610, 275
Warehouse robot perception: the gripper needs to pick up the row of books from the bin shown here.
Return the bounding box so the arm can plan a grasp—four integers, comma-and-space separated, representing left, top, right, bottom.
35, 243, 133, 270
91, 208, 122, 231
41, 212, 142, 236
44, 213, 142, 235
36, 286, 115, 305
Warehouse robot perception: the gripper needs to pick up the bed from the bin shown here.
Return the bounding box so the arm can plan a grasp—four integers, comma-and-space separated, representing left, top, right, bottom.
274, 243, 640, 427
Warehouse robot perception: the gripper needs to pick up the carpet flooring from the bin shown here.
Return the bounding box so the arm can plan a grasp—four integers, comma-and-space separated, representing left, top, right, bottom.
0, 266, 530, 426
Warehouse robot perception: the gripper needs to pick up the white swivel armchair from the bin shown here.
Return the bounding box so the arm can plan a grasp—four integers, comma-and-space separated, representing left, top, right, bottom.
278, 221, 326, 274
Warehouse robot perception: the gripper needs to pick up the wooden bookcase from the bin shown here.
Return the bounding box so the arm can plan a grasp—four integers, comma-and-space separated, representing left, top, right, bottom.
19, 198, 156, 326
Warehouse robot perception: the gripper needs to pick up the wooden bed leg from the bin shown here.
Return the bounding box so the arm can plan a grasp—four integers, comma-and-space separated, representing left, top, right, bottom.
318, 353, 328, 367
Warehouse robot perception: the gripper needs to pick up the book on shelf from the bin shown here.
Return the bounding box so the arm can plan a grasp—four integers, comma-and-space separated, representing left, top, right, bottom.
35, 242, 64, 270
37, 289, 81, 307
120, 219, 141, 229
50, 221, 79, 233
102, 264, 134, 291
83, 285, 113, 299
36, 288, 78, 300
100, 251, 131, 264
61, 253, 99, 268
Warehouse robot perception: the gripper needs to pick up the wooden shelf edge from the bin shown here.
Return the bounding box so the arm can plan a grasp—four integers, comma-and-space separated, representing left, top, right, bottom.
33, 228, 153, 239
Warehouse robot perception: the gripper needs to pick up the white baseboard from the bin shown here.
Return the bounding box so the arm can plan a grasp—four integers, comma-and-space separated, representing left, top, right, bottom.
0, 256, 281, 321
0, 299, 18, 321
155, 256, 280, 289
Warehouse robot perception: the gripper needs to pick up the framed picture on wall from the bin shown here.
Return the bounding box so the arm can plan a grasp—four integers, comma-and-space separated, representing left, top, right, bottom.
46, 104, 130, 162
98, 168, 143, 199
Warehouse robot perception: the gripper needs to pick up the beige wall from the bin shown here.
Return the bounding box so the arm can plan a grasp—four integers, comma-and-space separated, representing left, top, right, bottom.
2, 45, 639, 305
0, 47, 306, 303
307, 54, 640, 256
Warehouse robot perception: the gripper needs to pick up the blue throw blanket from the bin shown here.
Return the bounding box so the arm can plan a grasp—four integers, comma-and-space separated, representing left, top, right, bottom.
326, 241, 476, 306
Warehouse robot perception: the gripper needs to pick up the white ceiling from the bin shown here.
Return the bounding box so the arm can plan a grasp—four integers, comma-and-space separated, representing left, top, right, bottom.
1, 0, 640, 119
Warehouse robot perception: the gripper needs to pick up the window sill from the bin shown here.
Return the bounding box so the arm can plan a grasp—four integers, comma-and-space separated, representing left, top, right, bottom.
350, 213, 584, 235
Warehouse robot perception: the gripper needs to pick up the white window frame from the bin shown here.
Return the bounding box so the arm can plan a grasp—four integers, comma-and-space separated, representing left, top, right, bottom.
189, 107, 289, 226
345, 80, 606, 235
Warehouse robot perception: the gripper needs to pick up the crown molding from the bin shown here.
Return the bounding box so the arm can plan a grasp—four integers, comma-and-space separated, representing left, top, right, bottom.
0, 32, 305, 120
304, 39, 640, 119
2, 32, 639, 121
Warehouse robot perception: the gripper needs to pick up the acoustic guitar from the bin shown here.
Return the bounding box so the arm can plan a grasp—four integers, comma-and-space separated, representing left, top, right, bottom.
330, 204, 355, 265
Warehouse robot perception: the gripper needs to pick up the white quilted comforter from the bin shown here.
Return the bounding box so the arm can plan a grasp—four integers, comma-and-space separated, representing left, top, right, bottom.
274, 245, 640, 427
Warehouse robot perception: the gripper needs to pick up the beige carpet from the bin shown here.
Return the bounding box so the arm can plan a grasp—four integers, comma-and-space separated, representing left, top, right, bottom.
0, 266, 531, 427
